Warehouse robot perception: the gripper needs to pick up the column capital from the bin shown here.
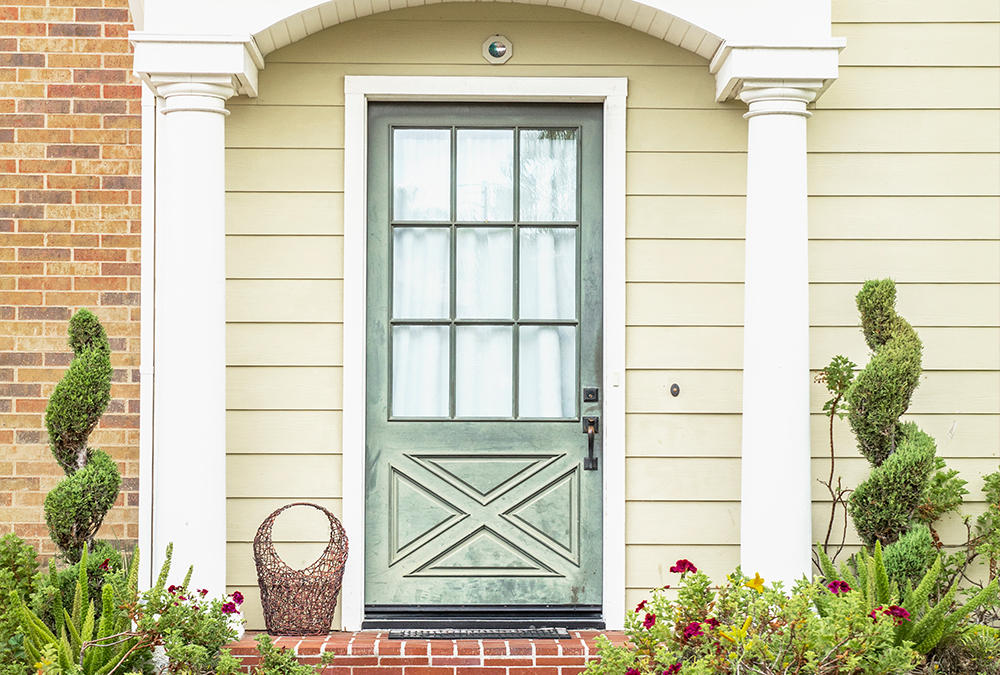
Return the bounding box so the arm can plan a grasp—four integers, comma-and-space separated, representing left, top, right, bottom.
709, 41, 845, 103
149, 77, 237, 115
130, 32, 264, 99
738, 81, 822, 119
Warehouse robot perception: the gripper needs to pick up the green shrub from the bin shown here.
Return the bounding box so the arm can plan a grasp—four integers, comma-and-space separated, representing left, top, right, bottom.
585, 560, 919, 674
842, 280, 959, 584
817, 542, 999, 655
30, 541, 126, 632
0, 534, 40, 675
42, 310, 120, 563
18, 544, 140, 675
216, 635, 336, 675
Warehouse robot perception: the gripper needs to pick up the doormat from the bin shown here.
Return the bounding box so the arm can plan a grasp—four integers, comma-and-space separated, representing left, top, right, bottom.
387, 627, 572, 640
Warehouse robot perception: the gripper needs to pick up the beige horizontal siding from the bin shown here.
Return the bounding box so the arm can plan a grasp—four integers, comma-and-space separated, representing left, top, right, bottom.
225, 1, 999, 629
626, 413, 1000, 459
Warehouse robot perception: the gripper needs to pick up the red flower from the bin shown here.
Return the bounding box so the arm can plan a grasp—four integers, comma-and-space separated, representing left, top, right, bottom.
98, 558, 110, 571
232, 590, 245, 605
198, 589, 208, 597
827, 580, 851, 596
663, 665, 682, 675
178, 596, 186, 601
869, 605, 910, 625
669, 559, 697, 574
704, 617, 720, 629
167, 585, 178, 594
626, 669, 641, 675
192, 606, 199, 611
221, 602, 238, 614
635, 600, 648, 612
682, 622, 703, 639
643, 613, 656, 629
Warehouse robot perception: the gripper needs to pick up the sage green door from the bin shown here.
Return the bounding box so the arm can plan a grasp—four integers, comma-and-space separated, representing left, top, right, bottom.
365, 103, 603, 618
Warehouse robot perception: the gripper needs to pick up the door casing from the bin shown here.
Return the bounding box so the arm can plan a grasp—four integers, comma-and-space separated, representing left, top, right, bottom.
340, 76, 628, 631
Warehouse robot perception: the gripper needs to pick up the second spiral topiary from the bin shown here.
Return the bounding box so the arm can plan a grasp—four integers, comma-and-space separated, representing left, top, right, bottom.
43, 309, 121, 563
845, 280, 939, 581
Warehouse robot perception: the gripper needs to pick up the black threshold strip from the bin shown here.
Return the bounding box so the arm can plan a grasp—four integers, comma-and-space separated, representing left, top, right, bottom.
388, 627, 571, 640
361, 605, 604, 640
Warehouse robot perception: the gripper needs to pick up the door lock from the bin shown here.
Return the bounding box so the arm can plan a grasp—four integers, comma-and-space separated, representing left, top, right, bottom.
582, 416, 599, 470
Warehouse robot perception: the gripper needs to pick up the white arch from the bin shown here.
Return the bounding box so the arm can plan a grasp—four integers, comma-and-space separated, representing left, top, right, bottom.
250, 0, 724, 61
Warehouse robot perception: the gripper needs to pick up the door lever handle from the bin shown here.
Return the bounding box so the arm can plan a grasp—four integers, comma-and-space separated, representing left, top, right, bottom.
583, 417, 599, 470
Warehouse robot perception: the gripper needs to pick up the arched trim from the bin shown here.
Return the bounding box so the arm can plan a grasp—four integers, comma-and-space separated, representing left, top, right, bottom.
251, 0, 723, 61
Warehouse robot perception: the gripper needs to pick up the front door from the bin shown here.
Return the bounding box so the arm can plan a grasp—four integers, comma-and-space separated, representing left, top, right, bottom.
364, 103, 603, 626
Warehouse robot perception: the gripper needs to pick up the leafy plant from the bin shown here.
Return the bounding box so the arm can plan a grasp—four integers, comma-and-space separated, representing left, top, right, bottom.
817, 541, 999, 654
217, 635, 336, 675
814, 354, 856, 562
585, 559, 919, 674
43, 309, 121, 562
30, 541, 127, 632
840, 279, 964, 585
0, 534, 40, 675
18, 543, 141, 675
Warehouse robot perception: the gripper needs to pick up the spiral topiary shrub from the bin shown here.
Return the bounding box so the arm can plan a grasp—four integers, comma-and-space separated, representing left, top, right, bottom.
846, 280, 939, 582
42, 309, 121, 563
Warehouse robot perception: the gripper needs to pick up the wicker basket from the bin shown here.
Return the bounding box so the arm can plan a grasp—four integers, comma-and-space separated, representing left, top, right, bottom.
253, 502, 348, 634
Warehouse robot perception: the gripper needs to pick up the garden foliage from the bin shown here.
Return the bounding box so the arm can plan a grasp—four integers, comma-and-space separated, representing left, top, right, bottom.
18, 543, 242, 675
817, 542, 998, 655
18, 543, 141, 675
585, 560, 920, 674
0, 534, 40, 675
843, 280, 959, 583
43, 310, 121, 562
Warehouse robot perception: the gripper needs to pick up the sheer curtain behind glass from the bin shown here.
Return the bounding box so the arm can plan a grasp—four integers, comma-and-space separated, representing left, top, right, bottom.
390, 126, 578, 418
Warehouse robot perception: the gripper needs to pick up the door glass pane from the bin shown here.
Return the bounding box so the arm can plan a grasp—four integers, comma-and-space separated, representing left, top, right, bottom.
457, 129, 514, 222
393, 128, 450, 221
519, 326, 575, 418
456, 326, 512, 417
519, 228, 576, 320
393, 227, 450, 319
456, 228, 512, 319
392, 325, 449, 417
519, 129, 577, 222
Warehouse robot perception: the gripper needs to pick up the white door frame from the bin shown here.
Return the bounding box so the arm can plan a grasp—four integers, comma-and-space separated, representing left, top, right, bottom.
340, 75, 627, 631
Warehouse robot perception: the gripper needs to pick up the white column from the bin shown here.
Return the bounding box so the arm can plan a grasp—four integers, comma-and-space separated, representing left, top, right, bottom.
150, 77, 235, 593
739, 82, 819, 587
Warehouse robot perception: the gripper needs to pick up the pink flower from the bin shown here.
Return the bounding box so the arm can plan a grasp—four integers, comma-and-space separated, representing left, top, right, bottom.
870, 605, 910, 625
643, 613, 656, 629
669, 559, 697, 574
167, 585, 178, 594
198, 589, 208, 597
178, 596, 186, 601
626, 669, 641, 675
682, 622, 703, 639
704, 617, 720, 629
232, 590, 245, 605
827, 580, 851, 596
635, 600, 648, 612
663, 665, 682, 675
221, 602, 238, 614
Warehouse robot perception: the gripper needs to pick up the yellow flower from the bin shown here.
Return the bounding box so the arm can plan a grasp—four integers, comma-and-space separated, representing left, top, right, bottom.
744, 572, 765, 593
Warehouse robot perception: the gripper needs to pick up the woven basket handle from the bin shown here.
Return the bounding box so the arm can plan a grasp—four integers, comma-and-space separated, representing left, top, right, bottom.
254, 502, 346, 574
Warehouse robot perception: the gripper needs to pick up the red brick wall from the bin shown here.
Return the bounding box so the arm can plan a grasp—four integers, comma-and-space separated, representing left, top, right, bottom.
0, 0, 141, 557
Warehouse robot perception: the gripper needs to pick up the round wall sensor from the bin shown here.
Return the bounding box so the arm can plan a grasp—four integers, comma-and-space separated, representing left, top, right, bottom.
482, 35, 513, 64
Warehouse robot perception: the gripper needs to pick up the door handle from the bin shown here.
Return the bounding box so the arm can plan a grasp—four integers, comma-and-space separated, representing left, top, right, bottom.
583, 416, 599, 470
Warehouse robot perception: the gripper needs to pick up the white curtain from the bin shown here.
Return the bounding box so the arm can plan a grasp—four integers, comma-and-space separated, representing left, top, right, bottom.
390, 127, 578, 419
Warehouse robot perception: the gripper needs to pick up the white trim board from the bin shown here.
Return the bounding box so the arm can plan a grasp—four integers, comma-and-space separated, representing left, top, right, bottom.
341, 76, 628, 631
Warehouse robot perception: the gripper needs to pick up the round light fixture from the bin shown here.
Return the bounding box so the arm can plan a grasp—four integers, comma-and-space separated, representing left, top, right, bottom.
482, 34, 513, 64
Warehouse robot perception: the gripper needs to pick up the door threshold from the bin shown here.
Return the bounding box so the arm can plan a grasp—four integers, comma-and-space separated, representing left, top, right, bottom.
362, 604, 605, 630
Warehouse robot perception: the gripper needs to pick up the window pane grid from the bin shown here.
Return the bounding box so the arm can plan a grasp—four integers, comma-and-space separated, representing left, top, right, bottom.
389, 124, 581, 420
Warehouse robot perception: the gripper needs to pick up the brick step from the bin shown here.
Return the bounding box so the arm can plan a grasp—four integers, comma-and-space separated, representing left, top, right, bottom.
228, 630, 626, 674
